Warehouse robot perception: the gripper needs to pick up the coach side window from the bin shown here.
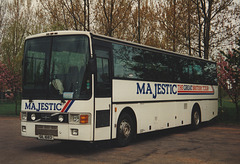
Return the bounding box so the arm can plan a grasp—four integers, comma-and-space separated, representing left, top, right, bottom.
176, 58, 190, 83
192, 60, 204, 84
144, 52, 169, 82
203, 62, 217, 85
113, 43, 144, 80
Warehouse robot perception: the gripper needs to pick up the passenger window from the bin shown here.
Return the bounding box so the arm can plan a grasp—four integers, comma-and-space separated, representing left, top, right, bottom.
96, 57, 109, 83
95, 49, 111, 97
113, 43, 143, 79
204, 62, 217, 85
144, 53, 169, 82
177, 58, 190, 83
193, 61, 203, 84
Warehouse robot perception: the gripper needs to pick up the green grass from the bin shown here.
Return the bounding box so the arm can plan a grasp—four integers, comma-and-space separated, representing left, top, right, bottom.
0, 101, 21, 116
218, 98, 239, 123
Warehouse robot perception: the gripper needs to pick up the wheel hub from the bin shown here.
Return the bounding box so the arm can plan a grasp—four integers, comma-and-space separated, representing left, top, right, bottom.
194, 112, 200, 125
120, 120, 131, 138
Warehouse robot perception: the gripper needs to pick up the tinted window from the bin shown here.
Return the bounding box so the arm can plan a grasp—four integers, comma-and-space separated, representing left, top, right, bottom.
113, 43, 144, 79
95, 48, 111, 97
144, 53, 169, 82
111, 42, 217, 85
192, 60, 204, 84
50, 36, 90, 99
203, 62, 217, 85
23, 37, 51, 98
174, 57, 191, 83
23, 35, 91, 100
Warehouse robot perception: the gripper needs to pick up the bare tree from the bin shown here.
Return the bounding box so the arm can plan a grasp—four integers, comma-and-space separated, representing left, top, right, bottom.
193, 0, 239, 59
0, 0, 6, 43
137, 0, 140, 43
39, 0, 91, 31
93, 0, 133, 37
157, 0, 240, 59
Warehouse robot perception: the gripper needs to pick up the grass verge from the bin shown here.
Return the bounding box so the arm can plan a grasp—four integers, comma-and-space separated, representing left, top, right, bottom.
218, 98, 240, 124
0, 102, 21, 116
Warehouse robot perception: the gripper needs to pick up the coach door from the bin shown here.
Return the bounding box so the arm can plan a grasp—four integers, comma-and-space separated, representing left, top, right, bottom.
94, 43, 112, 141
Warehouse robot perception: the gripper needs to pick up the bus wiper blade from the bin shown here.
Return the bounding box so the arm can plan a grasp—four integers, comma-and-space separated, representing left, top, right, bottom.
61, 98, 66, 104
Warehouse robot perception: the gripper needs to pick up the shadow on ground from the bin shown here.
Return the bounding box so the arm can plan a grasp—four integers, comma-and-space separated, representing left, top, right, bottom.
26, 120, 217, 156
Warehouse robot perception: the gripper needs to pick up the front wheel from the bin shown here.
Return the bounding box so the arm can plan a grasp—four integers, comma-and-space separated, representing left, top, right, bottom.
116, 113, 135, 147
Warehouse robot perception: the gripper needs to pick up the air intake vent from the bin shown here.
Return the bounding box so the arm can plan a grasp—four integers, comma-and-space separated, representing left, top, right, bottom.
184, 103, 187, 109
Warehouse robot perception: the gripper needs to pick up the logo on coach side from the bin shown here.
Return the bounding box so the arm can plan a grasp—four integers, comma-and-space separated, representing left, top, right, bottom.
136, 82, 214, 99
136, 82, 177, 99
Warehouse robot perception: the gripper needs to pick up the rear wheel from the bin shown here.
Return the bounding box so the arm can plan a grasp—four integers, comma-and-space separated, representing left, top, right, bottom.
191, 108, 201, 129
116, 113, 135, 147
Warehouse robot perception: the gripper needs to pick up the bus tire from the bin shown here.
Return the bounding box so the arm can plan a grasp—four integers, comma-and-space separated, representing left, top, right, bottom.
191, 107, 201, 130
116, 113, 135, 147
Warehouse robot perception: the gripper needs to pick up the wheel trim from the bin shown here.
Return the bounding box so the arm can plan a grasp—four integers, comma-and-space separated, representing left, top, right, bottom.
120, 120, 131, 138
193, 111, 200, 125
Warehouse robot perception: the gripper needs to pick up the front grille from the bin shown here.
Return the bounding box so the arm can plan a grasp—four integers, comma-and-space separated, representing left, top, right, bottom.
35, 125, 58, 136
27, 112, 68, 123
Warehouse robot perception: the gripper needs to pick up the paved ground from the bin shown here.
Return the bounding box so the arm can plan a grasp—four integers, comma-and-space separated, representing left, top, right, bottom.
0, 116, 240, 164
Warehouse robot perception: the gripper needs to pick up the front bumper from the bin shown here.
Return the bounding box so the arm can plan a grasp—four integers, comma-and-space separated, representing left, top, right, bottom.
21, 121, 93, 141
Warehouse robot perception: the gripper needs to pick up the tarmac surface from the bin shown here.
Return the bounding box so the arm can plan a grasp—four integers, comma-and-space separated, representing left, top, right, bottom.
0, 116, 240, 164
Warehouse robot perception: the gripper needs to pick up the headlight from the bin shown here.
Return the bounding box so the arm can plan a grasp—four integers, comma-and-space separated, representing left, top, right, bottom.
21, 112, 27, 121
58, 115, 64, 122
69, 114, 80, 124
31, 113, 36, 121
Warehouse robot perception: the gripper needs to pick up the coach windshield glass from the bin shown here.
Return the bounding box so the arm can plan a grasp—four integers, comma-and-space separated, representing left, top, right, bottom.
23, 35, 91, 100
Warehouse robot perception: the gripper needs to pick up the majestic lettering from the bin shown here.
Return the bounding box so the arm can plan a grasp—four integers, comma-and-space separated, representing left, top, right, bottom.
137, 82, 177, 99
25, 102, 62, 112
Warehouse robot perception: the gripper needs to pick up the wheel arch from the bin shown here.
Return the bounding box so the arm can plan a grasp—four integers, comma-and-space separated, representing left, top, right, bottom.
118, 107, 137, 133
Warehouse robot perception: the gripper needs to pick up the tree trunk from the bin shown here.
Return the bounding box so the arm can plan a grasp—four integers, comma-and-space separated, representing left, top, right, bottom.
173, 0, 176, 52
187, 0, 191, 56
236, 102, 239, 121
69, 0, 78, 30
14, 92, 18, 115
108, 0, 114, 37
138, 0, 141, 44
84, 0, 86, 31
196, 0, 202, 58
204, 17, 211, 59
219, 87, 222, 109
203, 0, 213, 59
87, 0, 90, 31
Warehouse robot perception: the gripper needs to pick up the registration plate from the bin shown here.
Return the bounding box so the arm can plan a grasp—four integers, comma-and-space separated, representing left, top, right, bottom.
38, 134, 54, 141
